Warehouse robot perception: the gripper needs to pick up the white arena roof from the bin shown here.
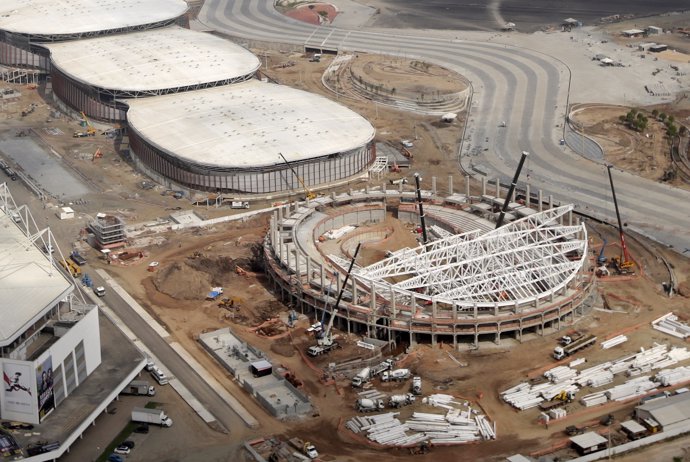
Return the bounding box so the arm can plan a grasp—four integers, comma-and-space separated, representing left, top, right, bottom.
126, 80, 376, 168
0, 0, 187, 36
352, 205, 586, 306
0, 208, 72, 346
43, 27, 260, 93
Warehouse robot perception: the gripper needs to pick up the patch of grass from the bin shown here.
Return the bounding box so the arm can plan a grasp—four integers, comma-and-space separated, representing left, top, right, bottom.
95, 422, 136, 462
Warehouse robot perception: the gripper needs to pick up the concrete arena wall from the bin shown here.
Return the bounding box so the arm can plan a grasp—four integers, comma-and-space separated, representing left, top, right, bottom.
128, 127, 375, 194
51, 67, 127, 121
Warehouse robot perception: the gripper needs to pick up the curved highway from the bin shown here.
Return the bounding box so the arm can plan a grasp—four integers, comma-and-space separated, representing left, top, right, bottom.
199, 0, 690, 253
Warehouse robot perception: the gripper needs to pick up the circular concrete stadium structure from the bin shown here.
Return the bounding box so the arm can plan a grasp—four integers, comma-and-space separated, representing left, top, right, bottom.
0, 0, 188, 69
41, 26, 261, 120
264, 191, 594, 347
125, 80, 376, 194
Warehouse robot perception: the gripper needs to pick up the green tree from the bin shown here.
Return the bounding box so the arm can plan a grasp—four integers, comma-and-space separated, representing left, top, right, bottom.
659, 112, 667, 122
667, 115, 675, 124
652, 109, 659, 118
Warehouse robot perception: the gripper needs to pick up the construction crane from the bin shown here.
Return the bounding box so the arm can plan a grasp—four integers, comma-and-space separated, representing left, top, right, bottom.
606, 165, 635, 274
307, 243, 361, 357
496, 151, 529, 229
278, 152, 316, 200
80, 112, 96, 135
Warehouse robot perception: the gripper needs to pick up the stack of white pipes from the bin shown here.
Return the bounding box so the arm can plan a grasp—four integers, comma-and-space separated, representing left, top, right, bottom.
652, 313, 690, 339
544, 365, 578, 383
605, 376, 658, 401
580, 392, 608, 407
656, 366, 690, 386
549, 407, 567, 419
601, 335, 628, 349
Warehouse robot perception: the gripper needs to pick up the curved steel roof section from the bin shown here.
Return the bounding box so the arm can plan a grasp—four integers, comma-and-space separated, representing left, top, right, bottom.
0, 0, 187, 37
125, 80, 376, 168
353, 205, 587, 307
42, 27, 260, 94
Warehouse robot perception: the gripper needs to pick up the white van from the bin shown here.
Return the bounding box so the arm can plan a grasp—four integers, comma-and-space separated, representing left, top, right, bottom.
151, 367, 169, 385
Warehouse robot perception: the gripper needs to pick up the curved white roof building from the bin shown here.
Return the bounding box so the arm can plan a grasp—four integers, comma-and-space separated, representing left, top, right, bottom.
43, 27, 260, 120
43, 27, 260, 95
0, 0, 187, 38
126, 80, 376, 194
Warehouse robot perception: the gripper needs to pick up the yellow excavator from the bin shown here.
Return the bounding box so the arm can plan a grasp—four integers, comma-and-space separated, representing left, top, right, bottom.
73, 112, 97, 138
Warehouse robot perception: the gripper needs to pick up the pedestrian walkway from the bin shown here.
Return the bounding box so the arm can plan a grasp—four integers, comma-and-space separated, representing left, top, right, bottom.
93, 270, 259, 429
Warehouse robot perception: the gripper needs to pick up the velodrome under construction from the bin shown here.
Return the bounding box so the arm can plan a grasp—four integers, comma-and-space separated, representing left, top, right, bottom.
264, 185, 594, 347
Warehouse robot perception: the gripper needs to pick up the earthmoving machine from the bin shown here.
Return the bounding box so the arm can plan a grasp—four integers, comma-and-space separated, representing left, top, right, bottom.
606, 165, 635, 274
80, 112, 97, 135
278, 152, 316, 200
307, 243, 361, 357
553, 390, 575, 403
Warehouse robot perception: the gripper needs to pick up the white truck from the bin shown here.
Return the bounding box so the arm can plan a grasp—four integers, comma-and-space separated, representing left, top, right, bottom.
411, 376, 422, 395
289, 438, 319, 459
356, 398, 384, 413
382, 368, 411, 382
131, 407, 173, 427
553, 334, 597, 360
389, 393, 416, 408
231, 201, 249, 209
351, 367, 371, 388
122, 380, 155, 396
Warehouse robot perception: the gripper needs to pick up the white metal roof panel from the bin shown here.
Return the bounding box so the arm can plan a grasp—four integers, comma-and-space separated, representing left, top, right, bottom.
620, 420, 646, 433
0, 0, 187, 36
570, 432, 607, 448
125, 81, 376, 168
43, 27, 260, 92
0, 213, 72, 345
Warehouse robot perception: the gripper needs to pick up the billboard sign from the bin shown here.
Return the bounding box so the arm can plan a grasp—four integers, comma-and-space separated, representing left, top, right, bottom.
2, 362, 34, 416
36, 357, 55, 422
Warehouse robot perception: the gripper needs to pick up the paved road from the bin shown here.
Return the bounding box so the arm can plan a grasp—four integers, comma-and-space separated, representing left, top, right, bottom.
199, 0, 690, 253
80, 272, 252, 438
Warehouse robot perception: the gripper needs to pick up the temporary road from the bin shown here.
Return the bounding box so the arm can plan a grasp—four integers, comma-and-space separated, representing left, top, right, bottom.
199, 0, 690, 253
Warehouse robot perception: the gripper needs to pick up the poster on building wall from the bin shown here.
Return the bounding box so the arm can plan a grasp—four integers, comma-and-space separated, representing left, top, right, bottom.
2, 362, 34, 415
36, 357, 55, 422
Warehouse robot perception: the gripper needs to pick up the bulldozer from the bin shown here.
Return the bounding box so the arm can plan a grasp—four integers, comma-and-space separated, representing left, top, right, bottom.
218, 297, 241, 310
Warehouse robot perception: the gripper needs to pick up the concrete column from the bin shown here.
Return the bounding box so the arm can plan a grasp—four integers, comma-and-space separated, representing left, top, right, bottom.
526, 184, 531, 207
286, 246, 291, 272
494, 303, 499, 316
465, 175, 470, 197
399, 181, 404, 193
352, 279, 358, 304
548, 194, 553, 210
294, 251, 300, 278
495, 178, 500, 198
336, 273, 342, 294
320, 264, 325, 292
431, 299, 437, 318
305, 258, 311, 284
452, 302, 458, 320
448, 175, 453, 195
473, 303, 478, 318
278, 236, 283, 262
365, 185, 370, 194
349, 187, 353, 196
538, 190, 543, 212
431, 176, 437, 195
369, 281, 376, 313
391, 291, 397, 318
278, 205, 284, 221
512, 187, 516, 203
481, 177, 486, 195
568, 210, 573, 226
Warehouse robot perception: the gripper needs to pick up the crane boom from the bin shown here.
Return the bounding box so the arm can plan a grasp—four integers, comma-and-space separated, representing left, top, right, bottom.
278, 152, 316, 200
322, 243, 361, 341
606, 165, 634, 269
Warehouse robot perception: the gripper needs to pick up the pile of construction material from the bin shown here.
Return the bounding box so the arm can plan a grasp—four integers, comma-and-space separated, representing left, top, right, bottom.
652, 313, 690, 339
345, 394, 495, 446
657, 366, 690, 386
602, 335, 628, 349
502, 343, 690, 411
323, 225, 356, 240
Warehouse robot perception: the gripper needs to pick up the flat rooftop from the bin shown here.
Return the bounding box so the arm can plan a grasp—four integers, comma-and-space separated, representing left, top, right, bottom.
0, 210, 72, 346
43, 27, 260, 93
0, 0, 187, 37
126, 80, 376, 168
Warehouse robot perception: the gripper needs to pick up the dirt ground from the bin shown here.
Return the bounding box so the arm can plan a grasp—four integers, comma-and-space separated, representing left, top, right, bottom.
1, 9, 690, 460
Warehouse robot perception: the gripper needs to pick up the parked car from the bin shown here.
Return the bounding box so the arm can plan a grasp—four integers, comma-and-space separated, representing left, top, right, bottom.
113, 445, 131, 455
107, 454, 124, 462
119, 440, 135, 449
145, 359, 155, 371
93, 286, 106, 297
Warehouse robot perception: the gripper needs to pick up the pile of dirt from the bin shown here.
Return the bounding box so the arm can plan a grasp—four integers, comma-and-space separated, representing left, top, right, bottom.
185, 254, 252, 287
270, 337, 296, 357
153, 261, 211, 300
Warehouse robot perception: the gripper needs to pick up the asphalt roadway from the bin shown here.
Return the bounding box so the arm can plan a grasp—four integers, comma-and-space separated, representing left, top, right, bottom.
78, 272, 252, 439
199, 0, 690, 254
367, 0, 690, 32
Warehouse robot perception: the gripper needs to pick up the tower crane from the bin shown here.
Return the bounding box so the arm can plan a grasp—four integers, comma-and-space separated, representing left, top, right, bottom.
278, 152, 316, 200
